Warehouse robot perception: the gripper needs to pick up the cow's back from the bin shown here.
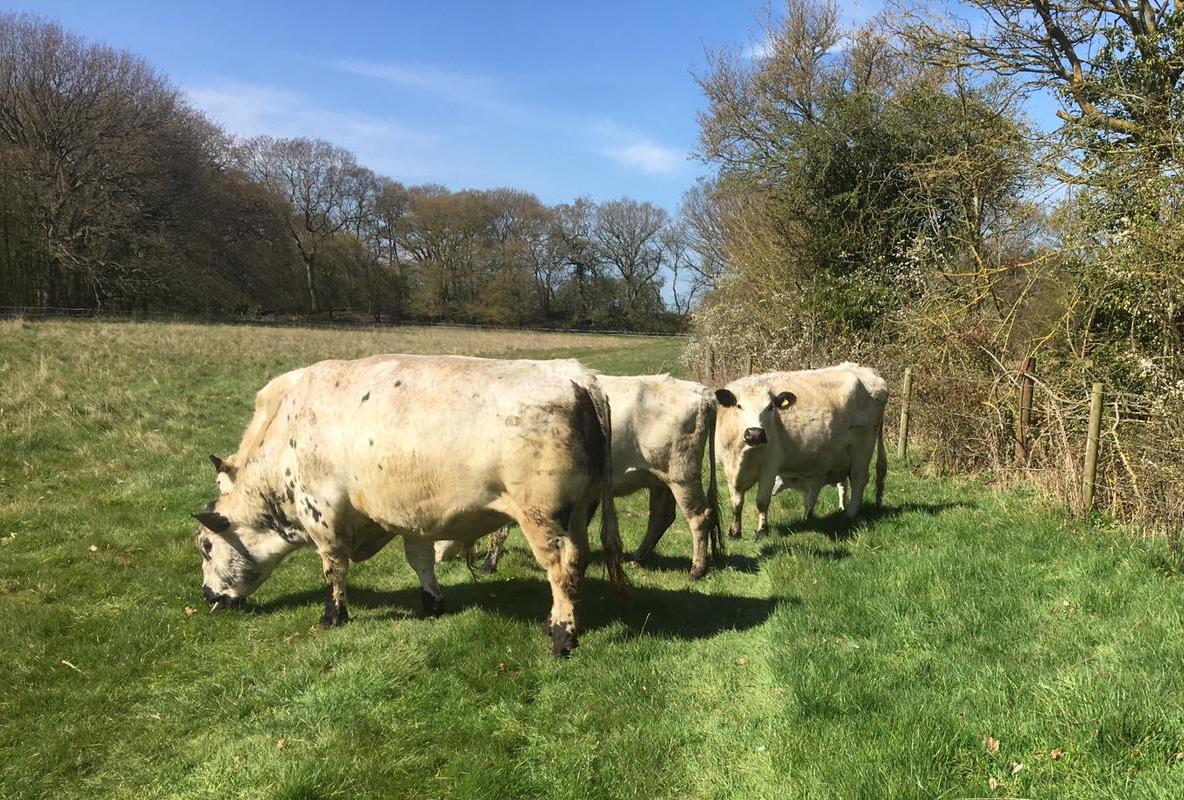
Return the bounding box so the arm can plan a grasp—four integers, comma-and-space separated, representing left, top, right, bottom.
247, 355, 603, 542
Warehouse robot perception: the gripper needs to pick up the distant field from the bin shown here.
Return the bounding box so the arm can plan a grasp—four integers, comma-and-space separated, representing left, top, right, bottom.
2, 319, 1183, 799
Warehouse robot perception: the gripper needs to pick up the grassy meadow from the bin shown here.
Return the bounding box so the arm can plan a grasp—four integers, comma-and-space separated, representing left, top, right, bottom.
2, 319, 1184, 799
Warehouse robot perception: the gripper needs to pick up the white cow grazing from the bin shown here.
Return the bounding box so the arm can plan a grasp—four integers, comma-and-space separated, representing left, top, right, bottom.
441, 373, 724, 578
195, 354, 626, 656
714, 363, 888, 539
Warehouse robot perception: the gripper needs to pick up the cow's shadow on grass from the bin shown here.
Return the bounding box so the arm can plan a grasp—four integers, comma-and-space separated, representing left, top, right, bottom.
629, 551, 761, 575
255, 575, 788, 641
760, 500, 974, 541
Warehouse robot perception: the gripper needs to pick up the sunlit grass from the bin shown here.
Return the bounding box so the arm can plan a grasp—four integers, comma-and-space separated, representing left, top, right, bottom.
1, 320, 1182, 799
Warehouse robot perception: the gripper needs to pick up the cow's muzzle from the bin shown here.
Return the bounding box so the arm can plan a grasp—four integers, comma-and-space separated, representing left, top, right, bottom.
203, 584, 244, 610
743, 427, 767, 446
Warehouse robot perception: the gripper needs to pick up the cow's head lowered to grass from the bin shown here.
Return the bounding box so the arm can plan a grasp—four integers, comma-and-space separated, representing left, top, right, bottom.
192, 495, 304, 610
714, 386, 797, 448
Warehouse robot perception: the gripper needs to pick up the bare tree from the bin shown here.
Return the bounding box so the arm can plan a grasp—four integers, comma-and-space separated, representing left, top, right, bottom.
239, 136, 359, 313
594, 198, 669, 321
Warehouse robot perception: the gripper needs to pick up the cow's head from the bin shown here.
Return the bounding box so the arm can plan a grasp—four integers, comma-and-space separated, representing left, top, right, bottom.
192, 497, 296, 610
715, 386, 797, 449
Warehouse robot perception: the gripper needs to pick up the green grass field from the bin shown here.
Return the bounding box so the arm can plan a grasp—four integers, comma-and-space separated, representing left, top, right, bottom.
2, 319, 1184, 799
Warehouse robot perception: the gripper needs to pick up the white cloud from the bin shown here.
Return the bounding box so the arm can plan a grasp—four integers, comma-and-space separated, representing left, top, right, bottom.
328, 58, 524, 119
595, 121, 685, 176
185, 82, 446, 181
744, 36, 775, 60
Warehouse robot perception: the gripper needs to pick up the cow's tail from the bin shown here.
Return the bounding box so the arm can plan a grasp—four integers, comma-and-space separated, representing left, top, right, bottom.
705, 399, 725, 566
584, 381, 628, 596
874, 416, 888, 507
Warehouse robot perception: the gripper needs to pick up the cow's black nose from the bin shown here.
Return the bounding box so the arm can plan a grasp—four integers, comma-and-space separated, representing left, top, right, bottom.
743, 427, 767, 446
203, 585, 240, 609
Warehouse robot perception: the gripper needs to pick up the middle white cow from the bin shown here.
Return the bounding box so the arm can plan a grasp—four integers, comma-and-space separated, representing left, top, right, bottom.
715, 363, 888, 539
440, 373, 724, 578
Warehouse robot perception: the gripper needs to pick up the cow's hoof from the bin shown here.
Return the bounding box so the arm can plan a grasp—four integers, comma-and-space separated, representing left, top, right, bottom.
420, 590, 447, 619
727, 530, 742, 540
548, 620, 578, 657
479, 560, 499, 575
689, 563, 707, 581
319, 605, 349, 628
754, 528, 768, 540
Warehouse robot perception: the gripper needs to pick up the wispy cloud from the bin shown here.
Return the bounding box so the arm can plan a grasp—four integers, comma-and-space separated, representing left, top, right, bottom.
594, 121, 685, 175
185, 82, 447, 181
328, 58, 524, 118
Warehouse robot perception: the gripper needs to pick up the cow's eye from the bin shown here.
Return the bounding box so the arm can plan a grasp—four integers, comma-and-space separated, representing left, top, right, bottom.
201, 539, 213, 557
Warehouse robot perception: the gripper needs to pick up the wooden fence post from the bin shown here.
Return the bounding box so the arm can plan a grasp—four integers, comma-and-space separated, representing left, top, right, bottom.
896, 367, 913, 459
704, 348, 714, 385
1083, 381, 1103, 512
1015, 355, 1035, 465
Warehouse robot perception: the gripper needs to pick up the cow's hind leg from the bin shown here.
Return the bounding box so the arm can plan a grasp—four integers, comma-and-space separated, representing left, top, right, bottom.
481, 526, 511, 574
319, 549, 350, 627
668, 481, 714, 580
404, 537, 447, 617
630, 485, 677, 567
519, 515, 587, 657
836, 480, 847, 512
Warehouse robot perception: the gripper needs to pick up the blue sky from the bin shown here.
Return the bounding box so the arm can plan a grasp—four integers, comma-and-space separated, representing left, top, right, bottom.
17, 1, 1058, 212
17, 0, 896, 212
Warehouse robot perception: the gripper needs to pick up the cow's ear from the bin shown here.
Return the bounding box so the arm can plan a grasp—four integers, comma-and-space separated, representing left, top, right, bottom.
715, 388, 737, 407
775, 391, 797, 409
193, 511, 231, 533
209, 454, 226, 473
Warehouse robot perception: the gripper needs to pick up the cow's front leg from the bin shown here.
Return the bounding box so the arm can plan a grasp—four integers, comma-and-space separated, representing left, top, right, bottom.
727, 485, 745, 540
404, 536, 446, 617
804, 485, 820, 518
319, 549, 350, 627
836, 480, 847, 512
519, 518, 586, 656
754, 470, 776, 539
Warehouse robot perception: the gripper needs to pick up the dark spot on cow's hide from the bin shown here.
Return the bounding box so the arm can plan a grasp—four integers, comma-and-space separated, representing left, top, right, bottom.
284, 467, 290, 476
548, 620, 578, 657
319, 587, 349, 627
303, 497, 323, 524
394, 380, 401, 387
420, 590, 446, 619
289, 438, 296, 449
369, 437, 374, 446
335, 380, 340, 388
286, 486, 295, 503
257, 491, 302, 543
361, 391, 370, 403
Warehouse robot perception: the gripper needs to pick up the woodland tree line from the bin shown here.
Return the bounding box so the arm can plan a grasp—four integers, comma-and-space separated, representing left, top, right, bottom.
0, 15, 718, 330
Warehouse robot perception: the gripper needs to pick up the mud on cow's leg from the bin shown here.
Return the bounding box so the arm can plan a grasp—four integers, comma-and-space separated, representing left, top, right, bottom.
629, 485, 676, 568
404, 537, 447, 617
319, 550, 350, 627
519, 516, 587, 657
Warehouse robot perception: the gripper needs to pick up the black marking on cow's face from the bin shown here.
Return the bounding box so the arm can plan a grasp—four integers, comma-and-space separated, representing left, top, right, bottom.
548, 620, 578, 657
361, 391, 370, 403
715, 388, 738, 408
